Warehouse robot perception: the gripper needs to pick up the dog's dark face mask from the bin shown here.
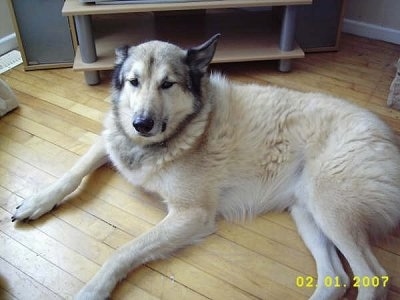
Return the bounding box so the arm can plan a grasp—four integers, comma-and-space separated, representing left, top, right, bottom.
110, 34, 220, 146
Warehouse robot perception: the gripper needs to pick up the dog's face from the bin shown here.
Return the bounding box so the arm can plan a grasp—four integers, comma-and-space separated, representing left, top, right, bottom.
111, 35, 220, 145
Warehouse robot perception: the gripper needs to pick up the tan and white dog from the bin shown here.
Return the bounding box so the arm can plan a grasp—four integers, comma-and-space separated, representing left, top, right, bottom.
12, 35, 400, 300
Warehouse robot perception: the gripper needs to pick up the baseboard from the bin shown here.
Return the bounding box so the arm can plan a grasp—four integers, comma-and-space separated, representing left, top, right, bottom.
342, 19, 400, 45
0, 33, 18, 56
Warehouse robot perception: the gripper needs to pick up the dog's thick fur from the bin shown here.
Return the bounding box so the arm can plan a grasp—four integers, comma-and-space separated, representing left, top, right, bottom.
12, 35, 400, 300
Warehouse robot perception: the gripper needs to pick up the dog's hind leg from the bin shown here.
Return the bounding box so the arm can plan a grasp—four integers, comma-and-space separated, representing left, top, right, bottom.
290, 204, 349, 300
308, 178, 390, 300
315, 219, 388, 300
12, 137, 109, 222
76, 206, 217, 300
307, 171, 392, 300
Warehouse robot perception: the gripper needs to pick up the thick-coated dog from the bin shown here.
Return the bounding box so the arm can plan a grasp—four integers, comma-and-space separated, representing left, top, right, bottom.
12, 35, 400, 299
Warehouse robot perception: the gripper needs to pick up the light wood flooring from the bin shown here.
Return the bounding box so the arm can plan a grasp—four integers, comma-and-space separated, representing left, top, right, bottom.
1, 33, 400, 299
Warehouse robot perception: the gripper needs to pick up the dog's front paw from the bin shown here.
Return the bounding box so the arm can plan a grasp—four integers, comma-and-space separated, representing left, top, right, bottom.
11, 191, 60, 222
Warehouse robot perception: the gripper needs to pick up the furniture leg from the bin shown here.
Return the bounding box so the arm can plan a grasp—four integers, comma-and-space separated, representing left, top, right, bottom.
74, 15, 100, 85
279, 5, 297, 72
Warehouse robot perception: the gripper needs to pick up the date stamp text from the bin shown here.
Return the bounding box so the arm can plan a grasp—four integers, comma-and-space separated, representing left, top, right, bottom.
296, 275, 389, 288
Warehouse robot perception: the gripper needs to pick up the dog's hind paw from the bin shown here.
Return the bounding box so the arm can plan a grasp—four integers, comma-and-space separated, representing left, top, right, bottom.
11, 192, 60, 222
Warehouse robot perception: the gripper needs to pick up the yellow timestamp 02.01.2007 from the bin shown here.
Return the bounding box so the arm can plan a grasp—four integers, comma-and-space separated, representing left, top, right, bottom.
296, 275, 390, 288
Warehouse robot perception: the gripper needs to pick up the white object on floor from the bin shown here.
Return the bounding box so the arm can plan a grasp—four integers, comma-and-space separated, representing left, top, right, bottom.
0, 78, 19, 117
0, 50, 23, 74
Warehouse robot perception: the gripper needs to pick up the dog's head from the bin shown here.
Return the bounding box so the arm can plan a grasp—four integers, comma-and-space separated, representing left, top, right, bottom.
111, 34, 220, 145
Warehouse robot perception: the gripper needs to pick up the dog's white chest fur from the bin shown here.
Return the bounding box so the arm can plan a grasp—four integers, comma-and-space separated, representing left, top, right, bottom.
103, 118, 157, 187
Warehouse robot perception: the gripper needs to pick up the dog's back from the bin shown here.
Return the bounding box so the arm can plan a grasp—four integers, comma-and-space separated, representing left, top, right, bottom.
206, 73, 400, 227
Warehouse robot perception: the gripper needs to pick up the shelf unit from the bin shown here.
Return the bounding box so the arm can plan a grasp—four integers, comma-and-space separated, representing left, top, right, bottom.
62, 0, 312, 84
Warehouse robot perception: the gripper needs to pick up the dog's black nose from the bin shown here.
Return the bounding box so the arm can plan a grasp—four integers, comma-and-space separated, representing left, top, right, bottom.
132, 117, 154, 134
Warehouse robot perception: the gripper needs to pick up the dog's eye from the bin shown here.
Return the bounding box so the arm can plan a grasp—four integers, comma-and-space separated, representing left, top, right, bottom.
129, 78, 139, 87
161, 81, 175, 90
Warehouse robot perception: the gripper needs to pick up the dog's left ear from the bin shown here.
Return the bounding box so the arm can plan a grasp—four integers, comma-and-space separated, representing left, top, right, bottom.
186, 34, 220, 72
113, 45, 131, 90
115, 45, 130, 65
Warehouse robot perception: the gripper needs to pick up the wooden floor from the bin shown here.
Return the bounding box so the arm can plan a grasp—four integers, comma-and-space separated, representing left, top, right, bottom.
1, 33, 400, 300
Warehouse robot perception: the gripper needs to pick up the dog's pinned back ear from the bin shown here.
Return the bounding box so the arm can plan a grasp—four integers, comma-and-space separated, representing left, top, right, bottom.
186, 34, 221, 73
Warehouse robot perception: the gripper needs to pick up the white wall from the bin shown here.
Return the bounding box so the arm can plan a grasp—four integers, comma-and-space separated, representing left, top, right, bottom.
0, 2, 14, 38
0, 1, 17, 55
343, 0, 400, 44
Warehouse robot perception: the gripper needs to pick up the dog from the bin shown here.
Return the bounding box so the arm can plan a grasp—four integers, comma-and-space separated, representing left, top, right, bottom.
12, 34, 400, 300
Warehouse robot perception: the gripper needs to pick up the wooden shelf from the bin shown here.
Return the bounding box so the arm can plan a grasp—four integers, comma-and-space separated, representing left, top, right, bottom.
72, 10, 305, 71
63, 0, 312, 83
62, 0, 312, 15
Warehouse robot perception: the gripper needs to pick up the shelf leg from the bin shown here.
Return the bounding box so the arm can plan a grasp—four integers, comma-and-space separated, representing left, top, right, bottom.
83, 71, 101, 86
74, 15, 100, 85
279, 6, 297, 72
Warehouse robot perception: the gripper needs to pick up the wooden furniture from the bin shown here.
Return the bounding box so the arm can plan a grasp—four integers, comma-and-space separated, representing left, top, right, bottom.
296, 0, 346, 52
62, 0, 312, 85
7, 0, 76, 70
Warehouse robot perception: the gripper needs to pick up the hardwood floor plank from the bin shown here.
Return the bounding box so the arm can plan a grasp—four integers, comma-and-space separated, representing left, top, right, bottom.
0, 208, 100, 282
5, 67, 109, 105
0, 257, 59, 300
105, 227, 259, 300
0, 230, 82, 298
217, 221, 316, 275
0, 129, 79, 178
13, 89, 102, 134
178, 235, 309, 299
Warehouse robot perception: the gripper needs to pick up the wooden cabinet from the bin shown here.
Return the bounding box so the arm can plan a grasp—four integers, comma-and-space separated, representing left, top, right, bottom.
62, 0, 312, 84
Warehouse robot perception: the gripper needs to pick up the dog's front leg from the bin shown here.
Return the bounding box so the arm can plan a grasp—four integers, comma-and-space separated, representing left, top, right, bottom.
76, 206, 216, 300
12, 137, 109, 222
